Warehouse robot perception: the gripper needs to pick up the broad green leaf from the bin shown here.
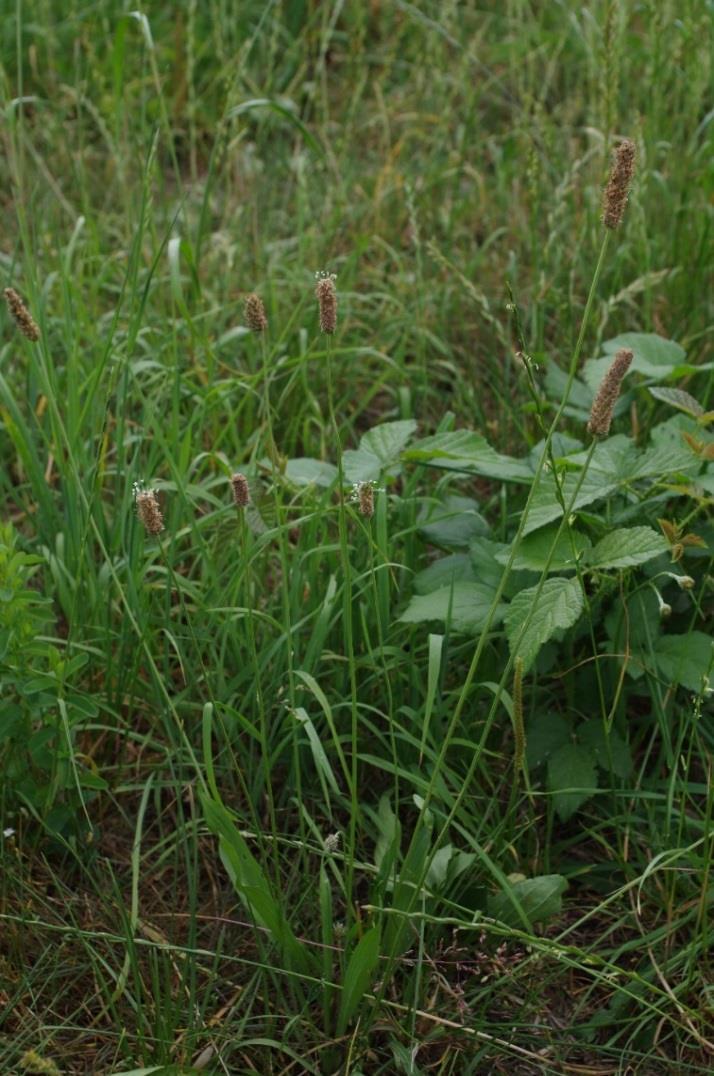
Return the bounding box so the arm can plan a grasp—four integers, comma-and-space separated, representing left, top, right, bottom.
342, 448, 383, 484
494, 524, 590, 572
547, 743, 598, 821
403, 430, 534, 482
525, 713, 571, 770
361, 420, 417, 463
413, 554, 475, 595
419, 495, 489, 548
399, 582, 504, 633
649, 386, 705, 417
505, 577, 584, 671
285, 457, 338, 487
343, 420, 417, 483
586, 333, 714, 390
587, 526, 669, 570
577, 719, 632, 779
523, 427, 699, 535
337, 926, 381, 1034
487, 874, 568, 928
654, 632, 713, 694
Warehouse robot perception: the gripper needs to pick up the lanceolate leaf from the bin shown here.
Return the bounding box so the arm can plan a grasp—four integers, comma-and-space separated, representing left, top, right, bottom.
202, 797, 314, 975
649, 386, 705, 417
505, 577, 584, 671
337, 926, 381, 1034
487, 874, 568, 928
587, 526, 668, 570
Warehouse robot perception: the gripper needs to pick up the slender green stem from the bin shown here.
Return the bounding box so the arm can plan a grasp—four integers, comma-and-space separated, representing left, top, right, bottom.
326, 338, 359, 924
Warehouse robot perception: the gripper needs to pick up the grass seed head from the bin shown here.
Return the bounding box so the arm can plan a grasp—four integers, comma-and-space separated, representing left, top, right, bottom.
244, 292, 268, 333
315, 272, 337, 334
602, 138, 636, 229
587, 347, 633, 437
231, 472, 250, 508
135, 489, 164, 536
358, 481, 374, 518
4, 287, 40, 341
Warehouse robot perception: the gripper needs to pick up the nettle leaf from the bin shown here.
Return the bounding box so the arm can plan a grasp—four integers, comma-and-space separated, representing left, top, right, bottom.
547, 743, 598, 821
523, 427, 700, 535
403, 430, 534, 482
285, 457, 338, 488
505, 577, 584, 671
587, 526, 669, 570
649, 386, 705, 418
654, 632, 713, 694
495, 524, 590, 573
399, 582, 504, 633
577, 719, 632, 779
487, 874, 568, 928
525, 713, 571, 770
419, 495, 489, 548
343, 420, 417, 483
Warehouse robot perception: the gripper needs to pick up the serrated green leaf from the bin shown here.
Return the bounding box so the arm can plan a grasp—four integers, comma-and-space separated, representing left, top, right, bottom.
399, 582, 504, 633
495, 524, 590, 572
361, 419, 417, 463
547, 744, 598, 820
654, 632, 713, 694
577, 719, 632, 779
419, 495, 489, 548
487, 874, 568, 927
587, 526, 668, 570
403, 430, 534, 482
649, 386, 705, 417
525, 713, 571, 770
505, 577, 584, 671
285, 457, 338, 487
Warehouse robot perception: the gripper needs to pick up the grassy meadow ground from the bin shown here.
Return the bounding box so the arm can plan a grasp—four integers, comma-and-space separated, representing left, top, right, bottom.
1, 2, 713, 1073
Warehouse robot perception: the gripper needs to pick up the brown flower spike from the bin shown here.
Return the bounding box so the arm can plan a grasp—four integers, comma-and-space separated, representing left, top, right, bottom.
136, 490, 164, 536
244, 292, 268, 333
4, 287, 40, 341
587, 348, 633, 437
315, 273, 337, 334
357, 481, 374, 518
602, 139, 636, 229
231, 472, 250, 508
